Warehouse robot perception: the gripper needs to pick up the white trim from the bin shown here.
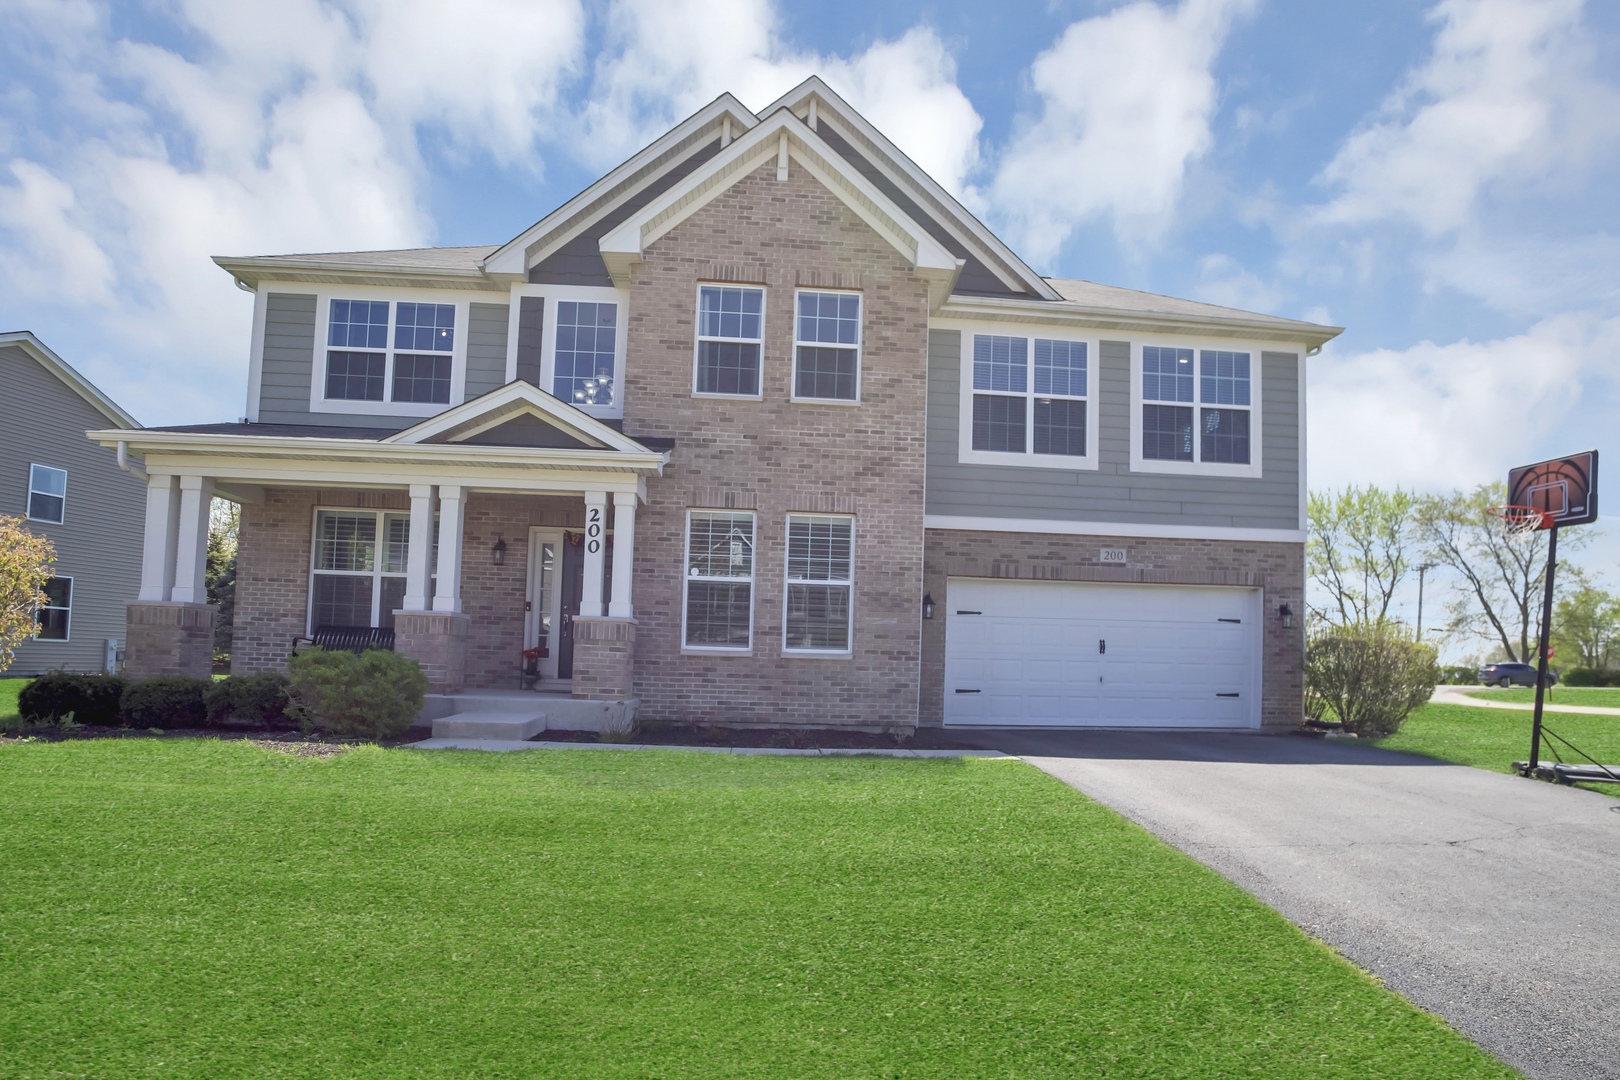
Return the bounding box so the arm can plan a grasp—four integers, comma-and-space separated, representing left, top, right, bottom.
925, 515, 1306, 543
534, 284, 628, 420
383, 378, 646, 453
952, 325, 1099, 471
790, 287, 862, 404
681, 508, 756, 653
1297, 350, 1309, 533
782, 513, 855, 657
692, 281, 767, 400
26, 463, 68, 524
1129, 336, 1265, 480
308, 285, 479, 417
245, 286, 268, 422
34, 573, 72, 643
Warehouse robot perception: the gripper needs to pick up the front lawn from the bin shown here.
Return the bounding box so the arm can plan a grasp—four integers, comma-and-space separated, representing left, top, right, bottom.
1461, 686, 1620, 709
0, 741, 1512, 1079
1376, 702, 1620, 796
0, 676, 23, 723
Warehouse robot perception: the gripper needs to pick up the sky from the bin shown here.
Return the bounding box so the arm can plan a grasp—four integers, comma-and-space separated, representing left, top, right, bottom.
1, 0, 1617, 652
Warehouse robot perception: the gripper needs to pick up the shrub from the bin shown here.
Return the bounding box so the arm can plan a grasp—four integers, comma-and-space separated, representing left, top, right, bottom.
18, 672, 126, 726
286, 647, 427, 740
1438, 665, 1478, 685
204, 672, 292, 726
1563, 667, 1620, 687
120, 676, 209, 729
1305, 622, 1440, 738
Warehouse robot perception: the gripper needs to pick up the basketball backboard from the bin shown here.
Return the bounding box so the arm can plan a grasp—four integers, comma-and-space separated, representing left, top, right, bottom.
1506, 450, 1598, 529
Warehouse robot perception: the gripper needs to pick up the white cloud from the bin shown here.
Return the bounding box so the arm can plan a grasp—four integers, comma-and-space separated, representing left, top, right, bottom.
1315, 0, 1620, 235
0, 159, 114, 304
1306, 314, 1620, 494
984, 0, 1257, 265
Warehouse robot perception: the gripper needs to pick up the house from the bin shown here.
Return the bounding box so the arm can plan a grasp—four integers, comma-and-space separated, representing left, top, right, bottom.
92, 78, 1340, 731
2, 331, 144, 675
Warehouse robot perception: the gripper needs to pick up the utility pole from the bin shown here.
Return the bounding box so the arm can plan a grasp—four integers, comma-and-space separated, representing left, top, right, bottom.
1415, 562, 1437, 641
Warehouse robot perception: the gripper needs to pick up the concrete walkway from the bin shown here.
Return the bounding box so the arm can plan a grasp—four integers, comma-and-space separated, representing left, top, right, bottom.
1433, 684, 1620, 717
945, 728, 1620, 1080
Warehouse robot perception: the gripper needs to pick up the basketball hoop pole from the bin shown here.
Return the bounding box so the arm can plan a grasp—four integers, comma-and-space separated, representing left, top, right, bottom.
1528, 525, 1559, 771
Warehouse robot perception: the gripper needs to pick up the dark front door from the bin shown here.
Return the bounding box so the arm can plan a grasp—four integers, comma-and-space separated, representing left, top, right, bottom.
557, 531, 611, 680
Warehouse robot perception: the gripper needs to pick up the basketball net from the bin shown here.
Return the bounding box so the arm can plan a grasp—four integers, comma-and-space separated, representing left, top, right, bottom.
1486, 504, 1552, 543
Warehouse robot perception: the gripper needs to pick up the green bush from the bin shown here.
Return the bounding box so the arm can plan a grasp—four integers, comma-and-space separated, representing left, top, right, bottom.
286, 647, 427, 740
203, 672, 292, 726
1438, 665, 1478, 685
120, 676, 209, 729
1563, 667, 1620, 687
17, 672, 126, 726
1305, 622, 1440, 738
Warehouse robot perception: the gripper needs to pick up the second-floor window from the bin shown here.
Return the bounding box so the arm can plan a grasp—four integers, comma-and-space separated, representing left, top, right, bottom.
794, 291, 860, 402
694, 285, 763, 396
962, 333, 1091, 465
325, 299, 456, 405
27, 464, 67, 524
554, 300, 618, 407
1141, 346, 1251, 466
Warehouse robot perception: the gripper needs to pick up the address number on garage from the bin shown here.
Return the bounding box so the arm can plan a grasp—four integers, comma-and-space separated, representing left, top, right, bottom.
1099, 548, 1128, 564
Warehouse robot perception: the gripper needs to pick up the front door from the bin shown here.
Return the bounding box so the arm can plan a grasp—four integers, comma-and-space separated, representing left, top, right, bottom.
551, 530, 612, 681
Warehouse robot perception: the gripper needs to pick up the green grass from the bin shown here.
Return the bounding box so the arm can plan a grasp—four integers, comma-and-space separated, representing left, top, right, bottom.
0, 741, 1512, 1079
1376, 702, 1620, 795
1461, 686, 1620, 708
0, 676, 23, 723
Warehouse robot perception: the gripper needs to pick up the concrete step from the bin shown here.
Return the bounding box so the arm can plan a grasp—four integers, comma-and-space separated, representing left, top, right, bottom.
431, 711, 546, 741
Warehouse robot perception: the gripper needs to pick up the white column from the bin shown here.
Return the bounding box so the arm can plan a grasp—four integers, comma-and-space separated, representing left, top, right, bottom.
580, 491, 608, 618
138, 475, 180, 602
432, 485, 465, 613
169, 475, 213, 604
608, 491, 636, 618
402, 484, 435, 612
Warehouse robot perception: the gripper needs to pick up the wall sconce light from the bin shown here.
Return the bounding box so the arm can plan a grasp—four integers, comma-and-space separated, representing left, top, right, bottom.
492, 536, 507, 566
922, 593, 935, 620
1279, 603, 1293, 629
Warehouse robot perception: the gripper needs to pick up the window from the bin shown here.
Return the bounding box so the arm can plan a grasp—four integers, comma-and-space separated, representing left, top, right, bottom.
784, 516, 853, 652
35, 576, 71, 640
694, 285, 763, 396
1140, 346, 1252, 467
963, 332, 1091, 464
794, 291, 860, 401
554, 300, 617, 407
27, 464, 66, 524
324, 299, 457, 405
309, 510, 412, 630
683, 511, 755, 649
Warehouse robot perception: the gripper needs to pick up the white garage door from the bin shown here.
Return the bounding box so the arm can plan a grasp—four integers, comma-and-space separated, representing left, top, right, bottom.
943, 578, 1261, 728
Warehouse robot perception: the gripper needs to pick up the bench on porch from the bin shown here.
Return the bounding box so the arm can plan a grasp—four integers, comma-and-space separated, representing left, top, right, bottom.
292, 625, 396, 656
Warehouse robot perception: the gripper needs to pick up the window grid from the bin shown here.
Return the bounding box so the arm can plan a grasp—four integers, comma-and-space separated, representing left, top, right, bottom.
1142, 404, 1194, 462
784, 516, 853, 653
683, 511, 755, 650
695, 285, 764, 396
554, 300, 617, 406
793, 291, 861, 402
1200, 350, 1251, 406
309, 511, 411, 631
394, 302, 455, 352
27, 464, 66, 524
324, 298, 460, 406
1141, 347, 1255, 466
391, 354, 451, 404
1143, 346, 1194, 402
970, 334, 1088, 459
35, 575, 71, 641
1201, 408, 1250, 464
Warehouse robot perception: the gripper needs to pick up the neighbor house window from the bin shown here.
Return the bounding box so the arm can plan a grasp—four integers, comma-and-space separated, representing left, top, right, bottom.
784, 515, 853, 652
309, 510, 412, 631
554, 300, 617, 406
324, 299, 456, 405
1140, 346, 1251, 466
683, 511, 755, 649
965, 333, 1090, 462
694, 285, 763, 396
35, 576, 71, 640
27, 464, 67, 524
793, 291, 860, 401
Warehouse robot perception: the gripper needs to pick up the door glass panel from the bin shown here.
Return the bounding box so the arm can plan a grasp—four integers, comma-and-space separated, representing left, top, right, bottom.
536, 542, 555, 653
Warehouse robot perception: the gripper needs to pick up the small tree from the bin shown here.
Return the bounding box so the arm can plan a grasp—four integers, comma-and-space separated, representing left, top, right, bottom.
1307, 485, 1417, 628
1550, 573, 1620, 671
0, 515, 55, 672
1305, 621, 1440, 738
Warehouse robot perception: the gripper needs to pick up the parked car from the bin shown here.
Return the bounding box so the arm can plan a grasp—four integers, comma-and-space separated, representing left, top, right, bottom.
1477, 662, 1559, 688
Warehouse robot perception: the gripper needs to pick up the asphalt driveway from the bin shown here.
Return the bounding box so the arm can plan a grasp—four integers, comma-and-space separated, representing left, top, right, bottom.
947, 729, 1620, 1080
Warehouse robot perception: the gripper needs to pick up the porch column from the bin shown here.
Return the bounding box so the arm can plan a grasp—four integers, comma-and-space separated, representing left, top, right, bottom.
432, 484, 465, 613
608, 491, 636, 618
138, 474, 180, 601
168, 475, 213, 604
402, 484, 435, 612
580, 490, 608, 618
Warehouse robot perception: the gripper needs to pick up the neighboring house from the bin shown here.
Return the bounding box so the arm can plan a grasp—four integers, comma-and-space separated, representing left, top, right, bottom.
94, 79, 1340, 731
2, 331, 144, 676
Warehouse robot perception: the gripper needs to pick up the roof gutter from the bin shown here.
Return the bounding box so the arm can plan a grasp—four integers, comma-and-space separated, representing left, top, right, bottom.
116, 440, 148, 480
940, 295, 1344, 350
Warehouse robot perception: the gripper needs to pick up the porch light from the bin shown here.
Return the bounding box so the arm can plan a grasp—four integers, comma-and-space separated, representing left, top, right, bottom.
492, 536, 507, 566
922, 593, 935, 620
1279, 603, 1293, 629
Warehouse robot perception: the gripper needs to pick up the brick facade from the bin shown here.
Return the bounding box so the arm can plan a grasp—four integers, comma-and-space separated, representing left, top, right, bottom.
921, 529, 1306, 728
571, 617, 636, 700
125, 602, 215, 679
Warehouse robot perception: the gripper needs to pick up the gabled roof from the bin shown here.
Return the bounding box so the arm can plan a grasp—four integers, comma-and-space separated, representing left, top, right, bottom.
214, 246, 502, 292
0, 330, 140, 429
383, 380, 657, 453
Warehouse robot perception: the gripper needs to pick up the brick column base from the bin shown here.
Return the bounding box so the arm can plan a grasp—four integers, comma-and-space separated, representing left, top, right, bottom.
394, 611, 470, 693
571, 617, 636, 700
125, 603, 217, 680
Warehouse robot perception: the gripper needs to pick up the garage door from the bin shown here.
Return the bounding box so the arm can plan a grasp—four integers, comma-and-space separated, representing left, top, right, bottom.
943, 578, 1261, 728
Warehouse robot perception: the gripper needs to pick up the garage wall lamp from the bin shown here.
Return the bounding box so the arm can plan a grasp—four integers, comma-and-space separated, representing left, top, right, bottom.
1279, 603, 1293, 629
922, 593, 935, 620
492, 536, 507, 566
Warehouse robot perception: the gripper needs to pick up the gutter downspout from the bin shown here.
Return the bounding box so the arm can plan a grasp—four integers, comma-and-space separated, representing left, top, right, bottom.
116, 440, 148, 480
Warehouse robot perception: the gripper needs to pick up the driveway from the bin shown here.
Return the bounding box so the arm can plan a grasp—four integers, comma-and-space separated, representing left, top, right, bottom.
946, 728, 1620, 1080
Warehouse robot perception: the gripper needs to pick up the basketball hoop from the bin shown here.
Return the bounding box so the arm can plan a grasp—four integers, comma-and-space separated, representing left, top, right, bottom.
1487, 504, 1552, 539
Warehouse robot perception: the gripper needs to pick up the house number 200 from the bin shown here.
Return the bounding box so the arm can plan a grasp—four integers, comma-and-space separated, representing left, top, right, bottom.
586, 507, 603, 554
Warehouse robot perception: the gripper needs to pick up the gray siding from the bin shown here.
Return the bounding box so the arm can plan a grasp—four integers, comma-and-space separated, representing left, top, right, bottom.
0, 344, 145, 675
465, 302, 510, 399
925, 330, 1301, 530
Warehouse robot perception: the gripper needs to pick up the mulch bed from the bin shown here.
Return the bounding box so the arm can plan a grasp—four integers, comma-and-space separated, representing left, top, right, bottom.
0, 724, 418, 754
520, 724, 992, 751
